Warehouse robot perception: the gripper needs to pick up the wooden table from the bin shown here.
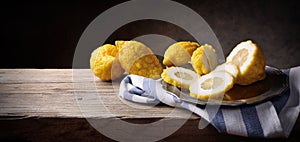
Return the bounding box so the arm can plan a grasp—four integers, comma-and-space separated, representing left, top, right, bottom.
0, 69, 299, 142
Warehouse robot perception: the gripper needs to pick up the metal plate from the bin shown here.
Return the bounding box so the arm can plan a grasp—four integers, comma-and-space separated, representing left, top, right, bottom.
161, 66, 289, 106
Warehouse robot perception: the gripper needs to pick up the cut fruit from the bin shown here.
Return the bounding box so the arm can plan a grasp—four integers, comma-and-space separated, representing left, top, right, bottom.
90, 44, 125, 81
213, 62, 239, 79
163, 41, 200, 66
191, 44, 219, 75
161, 67, 199, 88
116, 40, 163, 79
226, 40, 266, 85
189, 71, 234, 99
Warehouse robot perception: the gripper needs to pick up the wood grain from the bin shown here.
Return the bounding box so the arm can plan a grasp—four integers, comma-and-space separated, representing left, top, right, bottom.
0, 69, 299, 141
0, 69, 199, 119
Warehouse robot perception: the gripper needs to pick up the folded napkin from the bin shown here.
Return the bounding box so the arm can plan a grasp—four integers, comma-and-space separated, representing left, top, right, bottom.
119, 66, 300, 138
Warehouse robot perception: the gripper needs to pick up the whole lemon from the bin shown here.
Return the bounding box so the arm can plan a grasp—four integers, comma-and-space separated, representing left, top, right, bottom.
90, 44, 124, 81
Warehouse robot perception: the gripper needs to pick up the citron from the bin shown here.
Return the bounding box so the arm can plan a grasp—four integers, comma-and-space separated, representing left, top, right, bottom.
189, 71, 234, 99
191, 44, 219, 75
212, 62, 239, 79
116, 40, 163, 79
161, 67, 199, 88
90, 44, 125, 81
163, 41, 200, 67
226, 40, 266, 85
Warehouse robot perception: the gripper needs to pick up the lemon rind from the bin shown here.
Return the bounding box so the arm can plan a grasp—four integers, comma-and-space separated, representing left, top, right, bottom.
189, 71, 234, 99
161, 67, 199, 88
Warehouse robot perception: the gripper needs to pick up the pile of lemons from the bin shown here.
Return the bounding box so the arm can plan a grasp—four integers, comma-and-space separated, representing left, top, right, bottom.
90, 40, 162, 81
90, 40, 266, 99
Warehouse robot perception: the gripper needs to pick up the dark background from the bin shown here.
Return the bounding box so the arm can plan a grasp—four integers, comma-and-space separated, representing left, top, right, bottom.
0, 0, 299, 69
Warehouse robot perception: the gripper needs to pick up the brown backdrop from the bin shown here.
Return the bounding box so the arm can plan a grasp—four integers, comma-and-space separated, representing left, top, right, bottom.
0, 0, 299, 69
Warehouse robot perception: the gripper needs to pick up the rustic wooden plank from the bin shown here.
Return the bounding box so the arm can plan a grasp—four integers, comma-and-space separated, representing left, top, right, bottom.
0, 69, 94, 83
1, 69, 300, 141
0, 69, 199, 119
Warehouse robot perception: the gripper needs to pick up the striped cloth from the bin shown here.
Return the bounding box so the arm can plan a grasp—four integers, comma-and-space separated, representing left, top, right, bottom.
119, 66, 300, 138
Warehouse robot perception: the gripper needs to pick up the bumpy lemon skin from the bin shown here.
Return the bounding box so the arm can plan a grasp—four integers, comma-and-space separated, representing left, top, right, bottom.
191, 44, 218, 75
90, 44, 125, 81
163, 41, 200, 67
116, 40, 163, 79
98, 43, 119, 56
226, 41, 266, 85
191, 47, 207, 75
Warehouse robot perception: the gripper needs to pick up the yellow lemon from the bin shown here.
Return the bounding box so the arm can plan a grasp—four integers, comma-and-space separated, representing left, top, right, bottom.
116, 40, 163, 79
226, 40, 266, 85
163, 41, 200, 66
90, 44, 125, 81
191, 44, 219, 75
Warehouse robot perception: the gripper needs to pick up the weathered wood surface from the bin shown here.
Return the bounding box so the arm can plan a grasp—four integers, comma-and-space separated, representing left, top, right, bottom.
0, 69, 299, 142
0, 69, 198, 119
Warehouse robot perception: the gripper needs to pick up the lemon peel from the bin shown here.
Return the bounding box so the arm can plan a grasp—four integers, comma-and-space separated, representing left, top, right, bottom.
226, 40, 266, 85
90, 44, 125, 81
116, 40, 163, 79
163, 41, 200, 66
191, 44, 219, 75
161, 67, 199, 88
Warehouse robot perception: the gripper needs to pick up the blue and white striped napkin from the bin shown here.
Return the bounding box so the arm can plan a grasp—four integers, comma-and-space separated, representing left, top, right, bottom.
119, 66, 300, 138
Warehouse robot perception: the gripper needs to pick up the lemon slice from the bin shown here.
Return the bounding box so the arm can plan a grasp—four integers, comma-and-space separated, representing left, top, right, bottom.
116, 40, 163, 79
213, 62, 239, 79
191, 44, 219, 75
189, 71, 234, 99
163, 41, 200, 66
226, 40, 266, 85
161, 67, 199, 88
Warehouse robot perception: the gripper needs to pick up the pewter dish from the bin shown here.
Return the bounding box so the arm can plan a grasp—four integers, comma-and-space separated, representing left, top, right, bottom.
161, 66, 288, 106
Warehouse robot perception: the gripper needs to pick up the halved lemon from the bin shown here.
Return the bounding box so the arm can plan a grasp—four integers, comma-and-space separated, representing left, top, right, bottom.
189, 71, 234, 99
213, 62, 239, 79
161, 67, 199, 88
191, 44, 219, 75
163, 41, 200, 67
226, 40, 266, 85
